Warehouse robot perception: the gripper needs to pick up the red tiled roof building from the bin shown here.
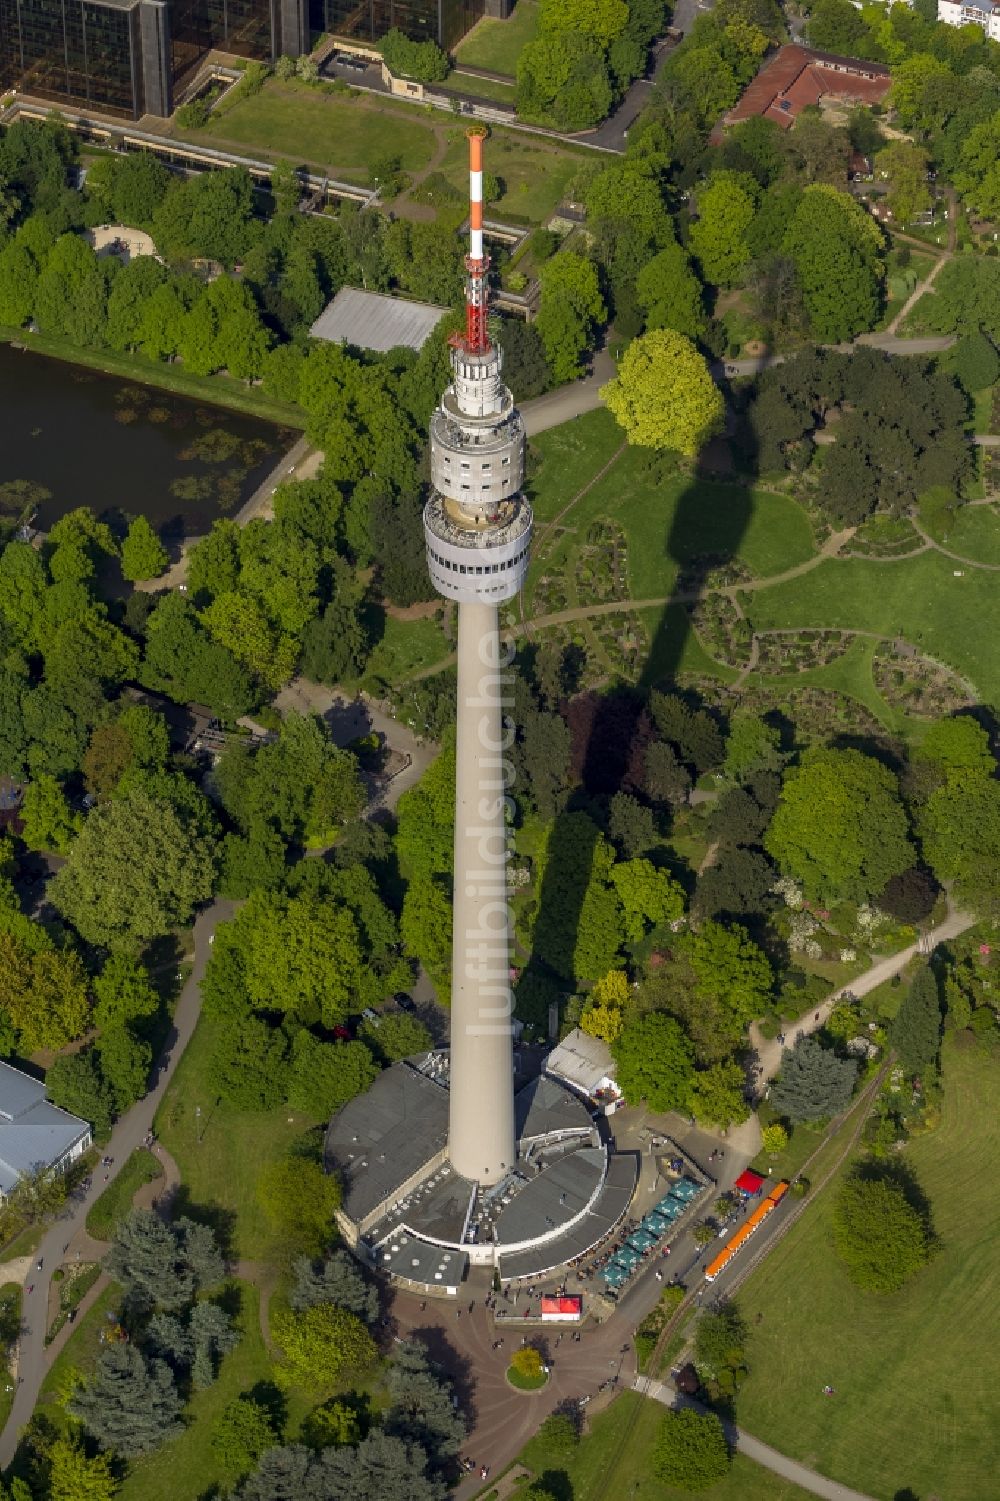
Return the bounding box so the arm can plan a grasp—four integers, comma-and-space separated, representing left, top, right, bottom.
720, 44, 891, 131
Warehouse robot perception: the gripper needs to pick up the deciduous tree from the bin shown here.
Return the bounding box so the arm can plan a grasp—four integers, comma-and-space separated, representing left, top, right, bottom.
272, 1303, 377, 1391
602, 329, 723, 454
612, 1011, 695, 1112
121, 516, 169, 582
833, 1166, 933, 1292
653, 1408, 730, 1490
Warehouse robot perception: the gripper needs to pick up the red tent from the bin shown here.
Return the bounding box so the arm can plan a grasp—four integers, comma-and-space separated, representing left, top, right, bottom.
540, 1295, 582, 1321
734, 1169, 766, 1196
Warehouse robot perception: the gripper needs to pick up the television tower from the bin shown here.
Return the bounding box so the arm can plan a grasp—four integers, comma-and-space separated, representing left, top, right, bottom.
423, 129, 532, 1186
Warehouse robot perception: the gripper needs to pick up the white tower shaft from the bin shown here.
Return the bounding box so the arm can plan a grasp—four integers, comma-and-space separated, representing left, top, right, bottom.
423, 129, 531, 1188
448, 600, 515, 1183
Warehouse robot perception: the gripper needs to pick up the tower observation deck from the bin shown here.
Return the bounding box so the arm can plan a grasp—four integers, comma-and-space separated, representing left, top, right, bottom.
424, 130, 531, 1186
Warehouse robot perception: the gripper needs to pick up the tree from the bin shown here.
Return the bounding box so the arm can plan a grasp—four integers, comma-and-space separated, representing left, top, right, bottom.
636, 242, 706, 339
517, 34, 614, 131
890, 965, 942, 1074
611, 857, 685, 944
286, 1030, 380, 1117
878, 867, 938, 925
724, 712, 782, 780
876, 140, 932, 226
536, 1411, 580, 1457
533, 813, 624, 983
70, 1343, 183, 1457
384, 1337, 465, 1467
689, 1059, 750, 1127
257, 1157, 341, 1256
121, 516, 169, 582
510, 1345, 545, 1381
770, 1035, 858, 1123
833, 1166, 933, 1292
765, 747, 913, 904
783, 185, 884, 341
916, 772, 1000, 911
695, 846, 775, 921
644, 740, 691, 807
46, 1050, 114, 1136
0, 240, 39, 327
536, 252, 606, 383
654, 1408, 730, 1490
19, 774, 80, 854
46, 1435, 118, 1501
381, 27, 449, 82
608, 791, 656, 858
581, 969, 629, 1043
291, 1250, 379, 1323
612, 1011, 695, 1112
272, 1303, 377, 1391
689, 173, 756, 287
688, 920, 772, 1032
97, 1024, 152, 1113
601, 329, 724, 454
0, 938, 91, 1052
761, 1121, 788, 1155
49, 790, 217, 949
917, 715, 994, 777
212, 1396, 278, 1479
93, 954, 159, 1031
952, 330, 1000, 394
300, 1397, 363, 1450
107, 1208, 224, 1313
358, 1011, 433, 1065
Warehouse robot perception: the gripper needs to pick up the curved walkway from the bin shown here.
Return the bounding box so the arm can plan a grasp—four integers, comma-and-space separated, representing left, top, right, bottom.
911, 517, 1000, 571
750, 897, 975, 1082
0, 899, 234, 1468
634, 1375, 878, 1501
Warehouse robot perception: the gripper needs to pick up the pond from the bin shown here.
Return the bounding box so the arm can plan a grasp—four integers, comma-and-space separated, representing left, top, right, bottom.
0, 343, 297, 538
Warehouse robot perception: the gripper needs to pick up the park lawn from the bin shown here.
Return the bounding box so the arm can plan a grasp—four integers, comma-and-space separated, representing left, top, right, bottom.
528, 408, 625, 527
154, 1015, 315, 1263
740, 550, 1000, 702
941, 501, 1000, 565
436, 126, 585, 225
441, 72, 518, 107
737, 1039, 1000, 1501
514, 1389, 816, 1501
364, 610, 450, 686
0, 1222, 46, 1264
39, 1281, 121, 1405
186, 81, 438, 179
86, 1149, 162, 1240
454, 0, 539, 73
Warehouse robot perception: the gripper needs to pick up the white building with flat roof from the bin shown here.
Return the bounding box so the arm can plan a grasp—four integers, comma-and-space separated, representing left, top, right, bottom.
938, 0, 1000, 39
0, 1062, 91, 1198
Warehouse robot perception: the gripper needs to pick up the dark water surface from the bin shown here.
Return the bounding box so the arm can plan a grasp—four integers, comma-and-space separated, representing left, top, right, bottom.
0, 343, 295, 536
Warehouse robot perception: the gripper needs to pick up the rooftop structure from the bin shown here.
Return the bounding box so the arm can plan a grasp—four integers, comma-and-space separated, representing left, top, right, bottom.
721, 44, 891, 131
545, 1027, 622, 1110
0, 1062, 92, 1198
937, 0, 1000, 38
0, 0, 308, 120
312, 0, 494, 53
309, 287, 450, 354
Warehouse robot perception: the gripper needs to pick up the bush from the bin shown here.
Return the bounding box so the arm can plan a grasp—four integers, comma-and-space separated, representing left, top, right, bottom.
833, 1165, 933, 1292
381, 27, 448, 83
654, 1408, 730, 1490
176, 98, 212, 130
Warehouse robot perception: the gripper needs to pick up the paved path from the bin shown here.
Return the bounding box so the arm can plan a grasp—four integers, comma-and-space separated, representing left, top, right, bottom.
750, 898, 975, 1082
520, 336, 957, 438
633, 1376, 878, 1501
0, 900, 234, 1468
911, 516, 1000, 570
884, 251, 948, 337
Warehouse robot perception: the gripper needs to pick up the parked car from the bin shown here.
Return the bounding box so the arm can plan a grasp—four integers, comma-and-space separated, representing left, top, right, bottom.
394, 992, 416, 1012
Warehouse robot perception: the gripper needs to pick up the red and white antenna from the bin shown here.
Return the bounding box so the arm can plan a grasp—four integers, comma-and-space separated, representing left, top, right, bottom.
464, 127, 491, 355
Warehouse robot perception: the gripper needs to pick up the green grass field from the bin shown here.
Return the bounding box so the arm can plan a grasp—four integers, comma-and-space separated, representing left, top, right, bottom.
442, 72, 518, 107
86, 1149, 162, 1240
736, 1039, 1000, 1501
749, 635, 902, 731
512, 1389, 816, 1501
940, 502, 1000, 565
454, 0, 539, 74
741, 550, 1000, 701
436, 127, 584, 225
187, 82, 438, 180
154, 1015, 315, 1263
364, 611, 450, 687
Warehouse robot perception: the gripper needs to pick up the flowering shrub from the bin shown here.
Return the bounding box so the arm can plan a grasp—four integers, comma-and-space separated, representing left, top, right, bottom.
774, 875, 804, 910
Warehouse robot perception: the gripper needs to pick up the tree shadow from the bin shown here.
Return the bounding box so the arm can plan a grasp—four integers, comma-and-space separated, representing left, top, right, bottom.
168, 1185, 237, 1261
245, 1378, 288, 1436
403, 1323, 477, 1426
